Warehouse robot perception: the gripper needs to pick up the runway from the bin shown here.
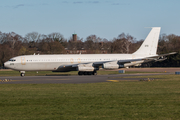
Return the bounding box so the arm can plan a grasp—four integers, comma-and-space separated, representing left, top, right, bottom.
0, 73, 172, 84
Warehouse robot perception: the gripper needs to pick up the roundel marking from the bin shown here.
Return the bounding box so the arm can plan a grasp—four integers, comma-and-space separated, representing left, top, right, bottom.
132, 55, 136, 59
77, 58, 81, 63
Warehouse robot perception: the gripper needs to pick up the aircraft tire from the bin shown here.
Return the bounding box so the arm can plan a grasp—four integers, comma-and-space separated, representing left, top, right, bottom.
93, 70, 97, 75
92, 72, 94, 75
87, 72, 92, 75
21, 73, 25, 77
79, 72, 93, 75
78, 71, 83, 75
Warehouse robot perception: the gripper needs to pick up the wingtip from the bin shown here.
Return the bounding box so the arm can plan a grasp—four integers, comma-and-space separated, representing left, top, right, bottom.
170, 52, 177, 54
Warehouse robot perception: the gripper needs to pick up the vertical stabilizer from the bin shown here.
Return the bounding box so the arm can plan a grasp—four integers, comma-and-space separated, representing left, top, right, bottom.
133, 27, 161, 55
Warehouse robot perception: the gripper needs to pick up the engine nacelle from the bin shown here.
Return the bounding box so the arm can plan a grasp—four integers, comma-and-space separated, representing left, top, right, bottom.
119, 60, 144, 68
77, 66, 95, 71
102, 63, 119, 69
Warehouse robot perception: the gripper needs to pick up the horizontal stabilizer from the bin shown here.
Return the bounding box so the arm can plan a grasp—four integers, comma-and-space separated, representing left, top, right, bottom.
142, 52, 177, 62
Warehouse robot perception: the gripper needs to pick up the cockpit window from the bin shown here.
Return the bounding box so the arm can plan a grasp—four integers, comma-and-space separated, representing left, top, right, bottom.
8, 59, 16, 62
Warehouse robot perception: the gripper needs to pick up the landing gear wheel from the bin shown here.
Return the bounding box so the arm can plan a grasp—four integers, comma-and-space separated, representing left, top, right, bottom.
21, 73, 25, 77
93, 70, 97, 75
87, 72, 92, 75
78, 71, 96, 76
78, 71, 83, 75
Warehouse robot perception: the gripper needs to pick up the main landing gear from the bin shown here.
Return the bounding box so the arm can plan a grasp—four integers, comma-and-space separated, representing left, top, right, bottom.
78, 70, 97, 76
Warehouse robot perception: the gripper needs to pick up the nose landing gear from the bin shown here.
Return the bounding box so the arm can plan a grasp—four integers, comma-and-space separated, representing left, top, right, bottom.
21, 73, 25, 77
20, 71, 25, 77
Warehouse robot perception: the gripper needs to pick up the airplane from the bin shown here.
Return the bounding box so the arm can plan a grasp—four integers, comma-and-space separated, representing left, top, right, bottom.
4, 27, 176, 77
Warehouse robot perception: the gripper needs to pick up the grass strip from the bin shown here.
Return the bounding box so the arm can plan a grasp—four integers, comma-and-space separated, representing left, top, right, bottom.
0, 70, 160, 76
0, 75, 180, 119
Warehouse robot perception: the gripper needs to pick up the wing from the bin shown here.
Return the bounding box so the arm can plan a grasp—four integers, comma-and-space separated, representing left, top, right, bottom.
54, 62, 100, 72
54, 52, 177, 71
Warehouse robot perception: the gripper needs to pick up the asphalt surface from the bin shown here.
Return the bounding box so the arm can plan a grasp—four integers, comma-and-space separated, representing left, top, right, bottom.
0, 73, 172, 84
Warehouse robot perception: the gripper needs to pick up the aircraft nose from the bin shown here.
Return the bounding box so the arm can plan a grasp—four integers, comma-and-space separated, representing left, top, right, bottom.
4, 62, 8, 68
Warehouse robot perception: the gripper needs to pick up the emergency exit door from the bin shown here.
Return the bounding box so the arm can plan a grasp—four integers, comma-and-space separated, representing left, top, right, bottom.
21, 57, 26, 65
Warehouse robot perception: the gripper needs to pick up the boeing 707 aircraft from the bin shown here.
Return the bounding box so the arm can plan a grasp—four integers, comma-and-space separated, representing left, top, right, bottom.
4, 27, 176, 76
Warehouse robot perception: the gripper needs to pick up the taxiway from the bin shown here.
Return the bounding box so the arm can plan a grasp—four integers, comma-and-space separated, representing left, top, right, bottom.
0, 73, 172, 84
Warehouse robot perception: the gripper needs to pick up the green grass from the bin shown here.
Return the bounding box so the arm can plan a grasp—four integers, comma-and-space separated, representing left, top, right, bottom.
0, 75, 180, 119
0, 71, 79, 76
0, 70, 159, 77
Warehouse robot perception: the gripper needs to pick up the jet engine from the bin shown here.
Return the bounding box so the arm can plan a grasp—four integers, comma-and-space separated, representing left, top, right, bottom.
119, 60, 144, 68
77, 66, 94, 71
77, 63, 95, 72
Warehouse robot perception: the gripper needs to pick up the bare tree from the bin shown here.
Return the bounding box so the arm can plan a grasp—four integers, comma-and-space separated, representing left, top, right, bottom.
25, 32, 40, 42
117, 33, 134, 53
111, 38, 124, 53
48, 32, 65, 42
85, 35, 102, 52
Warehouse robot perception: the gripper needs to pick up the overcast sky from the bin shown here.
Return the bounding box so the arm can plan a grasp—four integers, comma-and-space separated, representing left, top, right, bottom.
1, 0, 180, 41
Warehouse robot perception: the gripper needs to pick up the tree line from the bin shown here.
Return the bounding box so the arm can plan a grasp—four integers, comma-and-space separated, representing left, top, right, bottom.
0, 31, 179, 67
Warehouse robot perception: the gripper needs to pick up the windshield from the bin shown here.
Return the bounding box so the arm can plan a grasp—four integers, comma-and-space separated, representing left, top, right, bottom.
8, 59, 16, 62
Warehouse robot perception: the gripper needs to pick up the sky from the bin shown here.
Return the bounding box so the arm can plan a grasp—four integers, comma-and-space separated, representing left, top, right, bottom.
0, 0, 180, 41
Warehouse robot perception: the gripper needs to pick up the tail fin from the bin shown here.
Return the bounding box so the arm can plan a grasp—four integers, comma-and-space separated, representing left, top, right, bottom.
133, 27, 161, 55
